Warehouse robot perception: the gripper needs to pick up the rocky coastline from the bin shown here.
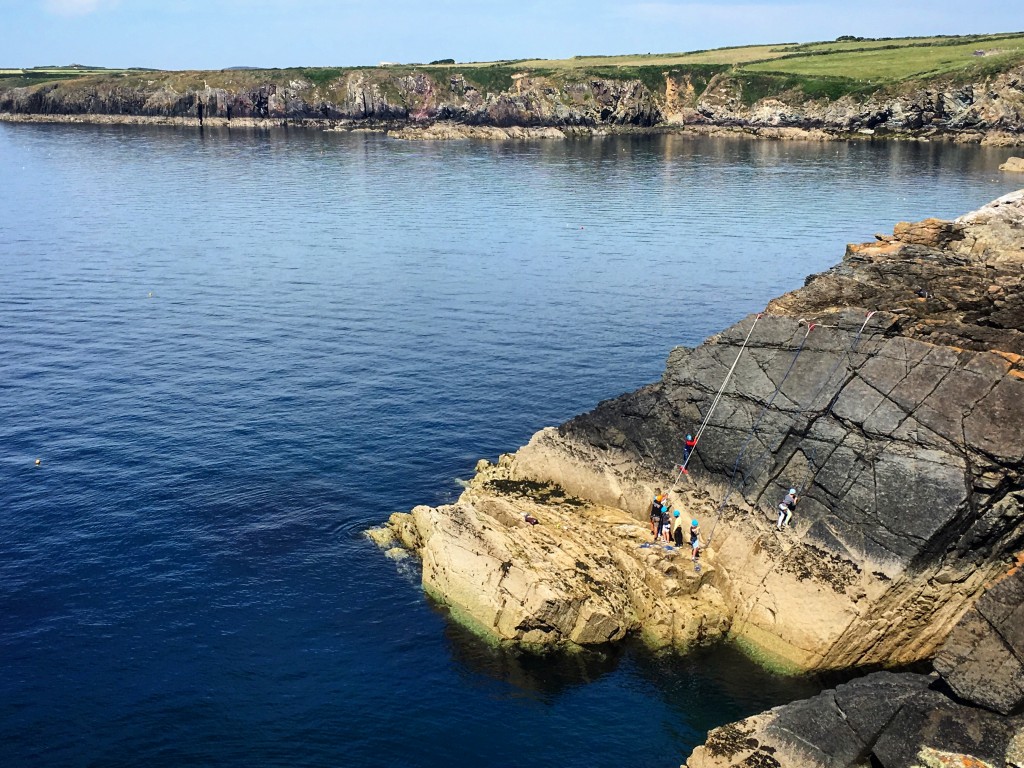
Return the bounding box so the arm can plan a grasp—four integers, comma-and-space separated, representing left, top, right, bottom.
370, 189, 1024, 765
686, 560, 1024, 767
2, 63, 1023, 144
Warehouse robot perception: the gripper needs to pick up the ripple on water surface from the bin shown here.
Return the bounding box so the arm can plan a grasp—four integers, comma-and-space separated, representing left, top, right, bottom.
0, 124, 1019, 767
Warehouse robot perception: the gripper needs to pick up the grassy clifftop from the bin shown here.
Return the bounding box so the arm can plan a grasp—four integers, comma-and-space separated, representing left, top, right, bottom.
3, 31, 1024, 137
3, 31, 1023, 98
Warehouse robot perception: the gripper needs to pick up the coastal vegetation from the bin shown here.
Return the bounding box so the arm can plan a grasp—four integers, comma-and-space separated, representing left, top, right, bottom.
741, 33, 1024, 80
3, 31, 1023, 143
3, 31, 1023, 95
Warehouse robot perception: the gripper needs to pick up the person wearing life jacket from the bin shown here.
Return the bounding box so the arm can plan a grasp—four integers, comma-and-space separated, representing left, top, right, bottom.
681, 434, 697, 473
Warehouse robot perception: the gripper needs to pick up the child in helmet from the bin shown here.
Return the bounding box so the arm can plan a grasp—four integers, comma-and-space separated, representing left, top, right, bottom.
672, 510, 685, 547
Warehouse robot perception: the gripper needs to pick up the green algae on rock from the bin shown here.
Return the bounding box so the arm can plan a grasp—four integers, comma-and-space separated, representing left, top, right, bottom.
377, 190, 1024, 675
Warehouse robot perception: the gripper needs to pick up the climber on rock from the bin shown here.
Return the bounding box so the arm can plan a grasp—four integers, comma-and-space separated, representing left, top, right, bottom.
680, 434, 697, 473
777, 488, 798, 530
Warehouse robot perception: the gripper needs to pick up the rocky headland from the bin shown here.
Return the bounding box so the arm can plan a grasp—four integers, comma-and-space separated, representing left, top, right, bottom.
2, 60, 1023, 144
370, 189, 1024, 764
685, 560, 1024, 767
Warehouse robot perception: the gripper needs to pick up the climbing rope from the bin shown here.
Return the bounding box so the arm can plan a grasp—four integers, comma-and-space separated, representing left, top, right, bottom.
667, 313, 763, 492
704, 321, 816, 544
705, 311, 878, 544
797, 311, 876, 492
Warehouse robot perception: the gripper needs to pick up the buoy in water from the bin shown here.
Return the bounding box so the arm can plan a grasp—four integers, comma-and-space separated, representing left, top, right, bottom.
35, 458, 41, 466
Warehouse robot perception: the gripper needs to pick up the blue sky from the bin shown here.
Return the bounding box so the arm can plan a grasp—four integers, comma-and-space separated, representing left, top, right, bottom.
1, 0, 1020, 70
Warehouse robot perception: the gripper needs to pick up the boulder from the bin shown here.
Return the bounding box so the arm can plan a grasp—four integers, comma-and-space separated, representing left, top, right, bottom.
683, 672, 934, 767
892, 217, 962, 247
1001, 157, 1024, 172
934, 567, 1024, 715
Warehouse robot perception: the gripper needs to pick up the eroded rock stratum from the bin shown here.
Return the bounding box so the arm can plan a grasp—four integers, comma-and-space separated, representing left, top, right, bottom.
372, 190, 1023, 680
685, 562, 1024, 768
373, 190, 1024, 762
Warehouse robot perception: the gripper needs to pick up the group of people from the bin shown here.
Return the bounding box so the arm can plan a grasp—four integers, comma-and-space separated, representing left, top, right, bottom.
645, 482, 798, 564
649, 488, 701, 562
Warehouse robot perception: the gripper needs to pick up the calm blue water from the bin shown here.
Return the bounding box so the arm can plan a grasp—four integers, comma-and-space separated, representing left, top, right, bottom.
1, 123, 1020, 767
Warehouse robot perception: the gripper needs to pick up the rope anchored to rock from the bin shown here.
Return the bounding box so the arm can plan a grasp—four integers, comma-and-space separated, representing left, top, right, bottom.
705, 320, 816, 545
668, 313, 763, 493
705, 311, 878, 545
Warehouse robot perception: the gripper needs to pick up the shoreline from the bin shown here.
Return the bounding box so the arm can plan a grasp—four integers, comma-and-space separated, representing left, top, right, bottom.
3, 111, 1022, 145
369, 189, 1024, 764
371, 189, 1024, 670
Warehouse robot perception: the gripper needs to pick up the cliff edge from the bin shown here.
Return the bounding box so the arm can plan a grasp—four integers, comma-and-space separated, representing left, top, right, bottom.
2, 61, 1023, 143
372, 189, 1024, 674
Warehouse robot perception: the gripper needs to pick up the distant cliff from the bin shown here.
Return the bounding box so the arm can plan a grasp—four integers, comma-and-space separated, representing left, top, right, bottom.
2, 63, 1023, 143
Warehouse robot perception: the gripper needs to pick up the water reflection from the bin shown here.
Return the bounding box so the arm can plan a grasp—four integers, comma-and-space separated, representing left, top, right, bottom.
0, 122, 1012, 768
441, 610, 625, 701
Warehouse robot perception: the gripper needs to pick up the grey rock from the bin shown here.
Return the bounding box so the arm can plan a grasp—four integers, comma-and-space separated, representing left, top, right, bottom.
935, 569, 1024, 715
872, 687, 1022, 767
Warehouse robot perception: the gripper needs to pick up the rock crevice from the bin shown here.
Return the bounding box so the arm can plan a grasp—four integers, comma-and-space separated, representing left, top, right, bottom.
3, 65, 1024, 143
373, 190, 1024, 676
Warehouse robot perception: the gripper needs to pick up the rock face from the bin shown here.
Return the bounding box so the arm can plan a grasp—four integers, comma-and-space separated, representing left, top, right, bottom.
1004, 157, 1024, 172
0, 70, 663, 131
691, 67, 1024, 142
2, 65, 1023, 142
372, 461, 732, 652
934, 559, 1024, 716
374, 190, 1024, 672
684, 565, 1024, 768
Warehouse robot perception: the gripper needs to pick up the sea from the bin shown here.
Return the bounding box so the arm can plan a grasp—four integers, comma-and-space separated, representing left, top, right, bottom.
1, 122, 1020, 767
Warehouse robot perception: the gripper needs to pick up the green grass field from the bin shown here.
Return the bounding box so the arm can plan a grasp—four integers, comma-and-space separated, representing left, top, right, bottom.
416, 31, 1024, 81
502, 44, 794, 69
3, 32, 1023, 96
741, 34, 1024, 80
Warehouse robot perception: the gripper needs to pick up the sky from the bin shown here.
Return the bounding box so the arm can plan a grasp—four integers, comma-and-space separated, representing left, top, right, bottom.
1, 0, 1020, 70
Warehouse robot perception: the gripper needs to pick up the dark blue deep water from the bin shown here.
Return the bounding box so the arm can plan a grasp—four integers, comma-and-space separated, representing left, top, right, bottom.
1, 123, 1020, 767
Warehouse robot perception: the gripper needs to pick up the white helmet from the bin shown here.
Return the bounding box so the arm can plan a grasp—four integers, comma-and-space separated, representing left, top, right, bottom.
789, 488, 797, 495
